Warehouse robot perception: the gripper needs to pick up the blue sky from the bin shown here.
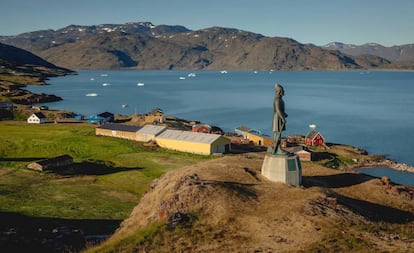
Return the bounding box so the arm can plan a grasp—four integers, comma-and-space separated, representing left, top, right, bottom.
1, 0, 413, 46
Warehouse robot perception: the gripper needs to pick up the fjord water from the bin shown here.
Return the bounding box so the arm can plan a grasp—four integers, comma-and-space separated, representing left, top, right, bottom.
356, 167, 414, 187
28, 71, 414, 169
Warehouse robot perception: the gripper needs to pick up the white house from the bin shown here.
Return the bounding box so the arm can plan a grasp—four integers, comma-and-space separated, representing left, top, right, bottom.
27, 112, 47, 124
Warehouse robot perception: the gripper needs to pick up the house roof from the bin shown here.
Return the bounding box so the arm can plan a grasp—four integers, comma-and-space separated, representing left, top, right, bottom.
98, 123, 140, 132
285, 145, 304, 153
235, 125, 251, 132
137, 125, 167, 135
248, 129, 262, 135
157, 129, 228, 144
306, 130, 323, 140
33, 112, 46, 119
97, 112, 114, 118
192, 124, 211, 129
35, 155, 73, 166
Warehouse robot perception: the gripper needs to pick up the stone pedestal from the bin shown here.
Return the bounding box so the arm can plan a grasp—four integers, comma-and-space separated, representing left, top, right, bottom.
261, 154, 302, 187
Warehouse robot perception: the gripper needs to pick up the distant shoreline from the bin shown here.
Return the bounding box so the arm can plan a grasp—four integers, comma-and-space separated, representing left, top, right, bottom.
4, 71, 413, 175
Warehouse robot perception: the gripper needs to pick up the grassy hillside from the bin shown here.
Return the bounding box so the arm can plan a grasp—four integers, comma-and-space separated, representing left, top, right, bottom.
2, 122, 413, 252
0, 122, 210, 251
89, 156, 414, 253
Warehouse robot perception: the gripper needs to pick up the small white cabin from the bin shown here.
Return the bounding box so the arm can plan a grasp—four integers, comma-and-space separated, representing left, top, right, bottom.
27, 112, 47, 124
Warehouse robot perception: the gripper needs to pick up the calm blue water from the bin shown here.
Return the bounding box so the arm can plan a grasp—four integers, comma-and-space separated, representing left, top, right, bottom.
357, 167, 414, 187
27, 70, 414, 169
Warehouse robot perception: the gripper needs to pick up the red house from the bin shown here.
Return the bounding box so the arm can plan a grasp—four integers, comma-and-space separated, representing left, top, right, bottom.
305, 130, 325, 146
192, 124, 211, 133
192, 124, 224, 135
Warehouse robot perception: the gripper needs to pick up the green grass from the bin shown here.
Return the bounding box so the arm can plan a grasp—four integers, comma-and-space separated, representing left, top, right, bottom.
0, 122, 211, 220
0, 73, 44, 85
87, 222, 168, 253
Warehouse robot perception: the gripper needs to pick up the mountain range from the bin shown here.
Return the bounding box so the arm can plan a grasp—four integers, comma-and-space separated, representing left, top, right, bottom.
323, 42, 414, 62
0, 22, 412, 70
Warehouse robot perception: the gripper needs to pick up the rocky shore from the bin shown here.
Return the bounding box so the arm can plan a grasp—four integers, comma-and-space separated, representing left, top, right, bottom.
0, 61, 74, 119
390, 161, 414, 173
356, 145, 412, 173
360, 159, 414, 173
0, 83, 62, 105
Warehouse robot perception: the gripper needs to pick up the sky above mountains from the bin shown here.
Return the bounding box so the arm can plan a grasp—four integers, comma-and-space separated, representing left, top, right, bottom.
1, 0, 413, 47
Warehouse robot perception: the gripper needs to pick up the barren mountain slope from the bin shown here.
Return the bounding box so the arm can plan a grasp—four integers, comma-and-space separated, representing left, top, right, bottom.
1, 24, 392, 70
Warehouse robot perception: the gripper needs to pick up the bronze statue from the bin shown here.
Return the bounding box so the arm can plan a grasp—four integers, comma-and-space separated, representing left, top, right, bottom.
272, 83, 288, 155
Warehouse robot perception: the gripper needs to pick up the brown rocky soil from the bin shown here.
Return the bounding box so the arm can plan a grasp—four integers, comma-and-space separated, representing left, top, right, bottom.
93, 155, 414, 252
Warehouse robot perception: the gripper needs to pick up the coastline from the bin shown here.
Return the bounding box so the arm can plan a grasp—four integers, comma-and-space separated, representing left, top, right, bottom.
0, 65, 75, 119
0, 58, 75, 104
352, 158, 414, 173
1, 82, 63, 104
5, 89, 414, 175
2, 71, 413, 176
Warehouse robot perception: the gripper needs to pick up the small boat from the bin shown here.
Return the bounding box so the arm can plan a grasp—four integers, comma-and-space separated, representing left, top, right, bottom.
90, 78, 95, 81
137, 82, 145, 86
102, 83, 110, 86
85, 93, 98, 97
179, 77, 186, 80
220, 70, 228, 74
122, 104, 128, 108
100, 74, 108, 77
187, 73, 196, 77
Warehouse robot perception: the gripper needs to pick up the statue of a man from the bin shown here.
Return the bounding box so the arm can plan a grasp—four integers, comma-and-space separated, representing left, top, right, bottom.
272, 83, 288, 155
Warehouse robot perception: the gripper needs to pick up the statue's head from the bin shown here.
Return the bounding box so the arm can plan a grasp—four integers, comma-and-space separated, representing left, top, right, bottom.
275, 83, 284, 96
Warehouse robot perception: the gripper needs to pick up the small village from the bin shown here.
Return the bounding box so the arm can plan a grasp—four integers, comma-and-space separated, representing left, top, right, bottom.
24, 107, 330, 172
4, 101, 414, 253
1, 5, 414, 251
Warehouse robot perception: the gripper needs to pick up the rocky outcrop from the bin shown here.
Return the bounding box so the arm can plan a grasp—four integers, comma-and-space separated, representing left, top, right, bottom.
94, 156, 414, 252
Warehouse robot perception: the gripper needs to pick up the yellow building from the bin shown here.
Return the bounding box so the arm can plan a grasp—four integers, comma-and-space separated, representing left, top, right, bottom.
235, 125, 251, 139
245, 131, 274, 147
155, 130, 231, 155
235, 126, 273, 147
96, 123, 167, 142
96, 123, 140, 140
